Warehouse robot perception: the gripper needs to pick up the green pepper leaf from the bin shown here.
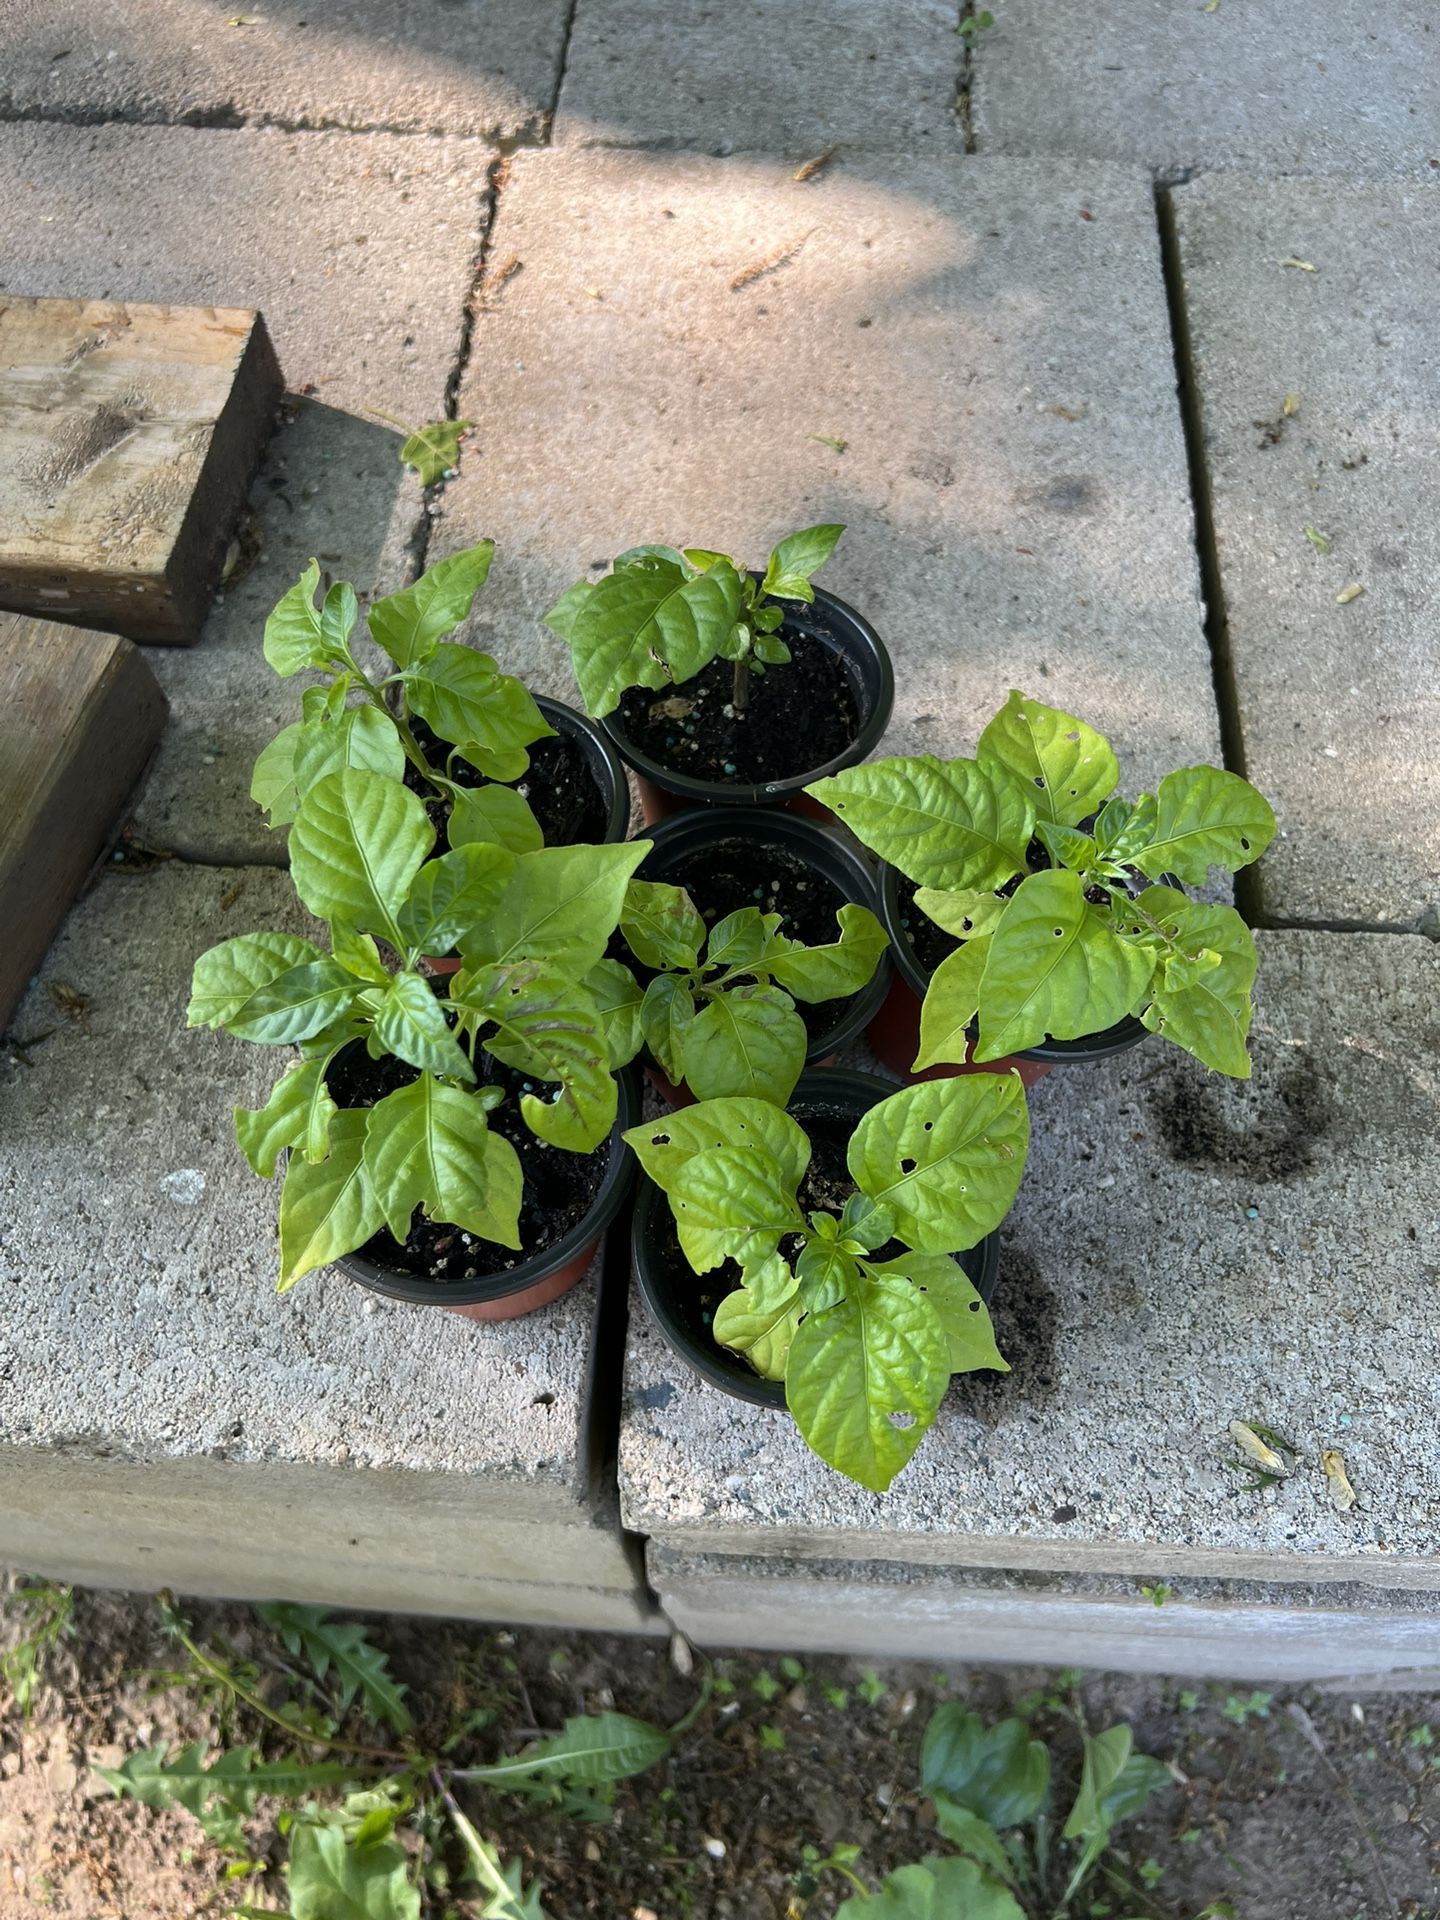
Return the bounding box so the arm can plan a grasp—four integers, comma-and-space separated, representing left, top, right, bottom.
1122, 889, 1258, 1077
807, 756, 1035, 891
553, 554, 745, 717
913, 937, 989, 1071
794, 1235, 861, 1312
331, 922, 393, 986
1033, 819, 1098, 872
785, 1275, 950, 1491
461, 842, 650, 975
848, 1076, 1028, 1252
263, 561, 330, 677
621, 879, 706, 970
278, 1111, 386, 1291
703, 907, 782, 973
665, 1146, 802, 1275
868, 1253, 1007, 1376
624, 1096, 811, 1197
764, 903, 887, 1004
235, 1056, 339, 1177
920, 1705, 1050, 1827
465, 961, 616, 1152
1130, 766, 1276, 883
681, 985, 806, 1104
977, 690, 1119, 827
838, 1192, 897, 1251
251, 721, 308, 828
582, 959, 647, 1068
187, 932, 323, 1029
712, 1285, 801, 1382
973, 869, 1155, 1062
406, 646, 552, 776
372, 971, 474, 1082
361, 1073, 520, 1250
912, 887, 1005, 941
289, 770, 434, 949
225, 957, 364, 1046
396, 841, 515, 958
444, 781, 546, 854
640, 974, 697, 1083
367, 540, 495, 670
291, 706, 407, 810
541, 576, 594, 643
760, 523, 844, 602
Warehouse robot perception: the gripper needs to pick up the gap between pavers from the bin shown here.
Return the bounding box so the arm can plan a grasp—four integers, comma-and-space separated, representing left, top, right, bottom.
0, 865, 651, 1627
1171, 171, 1440, 930
0, 0, 573, 138
620, 931, 1440, 1590
554, 0, 966, 158
649, 1548, 1440, 1684
432, 147, 1220, 791
0, 122, 497, 864
971, 1, 1440, 181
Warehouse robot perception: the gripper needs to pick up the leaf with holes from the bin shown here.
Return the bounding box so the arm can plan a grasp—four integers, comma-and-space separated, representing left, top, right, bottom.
1120, 888, 1259, 1077
785, 1274, 951, 1491
868, 1253, 1007, 1376
624, 1096, 811, 1197
807, 755, 1035, 891
847, 1076, 1028, 1253
1130, 765, 1276, 884
972, 869, 1155, 1062
977, 689, 1119, 827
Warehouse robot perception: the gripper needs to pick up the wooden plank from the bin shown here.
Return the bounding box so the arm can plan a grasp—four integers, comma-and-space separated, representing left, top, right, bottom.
0, 298, 283, 645
0, 614, 167, 1029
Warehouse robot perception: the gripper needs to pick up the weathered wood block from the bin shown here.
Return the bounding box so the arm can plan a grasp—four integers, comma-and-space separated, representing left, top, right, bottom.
0, 298, 283, 645
0, 614, 167, 1029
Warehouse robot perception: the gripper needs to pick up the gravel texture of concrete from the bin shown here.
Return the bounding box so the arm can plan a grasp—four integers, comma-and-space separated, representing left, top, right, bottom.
1173, 171, 1440, 928
971, 0, 1440, 181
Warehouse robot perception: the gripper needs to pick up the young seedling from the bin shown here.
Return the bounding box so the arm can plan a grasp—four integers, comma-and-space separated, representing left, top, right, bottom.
809, 690, 1276, 1077
594, 880, 887, 1102
188, 767, 648, 1289
544, 524, 844, 720
252, 543, 556, 854
625, 1074, 1029, 1490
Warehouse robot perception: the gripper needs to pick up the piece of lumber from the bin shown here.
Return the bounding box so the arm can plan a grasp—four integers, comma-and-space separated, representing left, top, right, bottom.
0, 614, 167, 1030
0, 298, 283, 645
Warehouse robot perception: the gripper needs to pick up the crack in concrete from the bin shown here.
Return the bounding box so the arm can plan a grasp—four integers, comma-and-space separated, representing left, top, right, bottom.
955, 1, 979, 154
0, 99, 542, 144
543, 0, 584, 145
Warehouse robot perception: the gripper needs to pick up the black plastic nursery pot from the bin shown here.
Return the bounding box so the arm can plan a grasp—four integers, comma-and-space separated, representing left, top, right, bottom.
634, 806, 892, 1105
632, 1067, 1002, 1408
600, 584, 894, 822
871, 861, 1151, 1087
334, 1064, 641, 1323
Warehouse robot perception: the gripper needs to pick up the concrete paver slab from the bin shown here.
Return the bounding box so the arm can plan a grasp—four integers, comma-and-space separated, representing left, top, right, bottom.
436, 148, 1219, 791
0, 0, 572, 138
972, 2, 1440, 180
651, 1549, 1440, 1682
0, 866, 645, 1618
1174, 172, 1440, 928
556, 0, 964, 157
621, 932, 1440, 1588
0, 123, 493, 863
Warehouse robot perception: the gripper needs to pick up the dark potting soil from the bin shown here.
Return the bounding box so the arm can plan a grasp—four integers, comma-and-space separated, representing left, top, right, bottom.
324, 1041, 609, 1281
645, 838, 851, 1046
404, 715, 608, 849
614, 628, 859, 785
649, 1113, 894, 1378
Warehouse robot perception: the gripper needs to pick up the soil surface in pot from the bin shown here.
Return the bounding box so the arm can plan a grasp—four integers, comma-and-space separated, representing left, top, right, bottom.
405, 715, 609, 849
326, 1042, 609, 1281
614, 628, 858, 784
637, 837, 853, 1047
648, 1112, 896, 1382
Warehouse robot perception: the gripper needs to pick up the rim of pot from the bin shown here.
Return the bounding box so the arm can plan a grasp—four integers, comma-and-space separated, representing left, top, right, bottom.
632, 1063, 1000, 1408
598, 584, 895, 807
534, 692, 633, 845
336, 1064, 641, 1308
876, 860, 1153, 1066
636, 806, 893, 1056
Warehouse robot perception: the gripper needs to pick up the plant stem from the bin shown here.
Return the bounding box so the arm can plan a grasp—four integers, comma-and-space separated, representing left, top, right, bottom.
160, 1595, 412, 1767
731, 657, 750, 715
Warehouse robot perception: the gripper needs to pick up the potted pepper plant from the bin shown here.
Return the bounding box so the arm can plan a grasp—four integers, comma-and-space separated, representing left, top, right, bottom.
187, 766, 649, 1318
626, 1068, 1029, 1492
809, 691, 1276, 1082
543, 525, 893, 818
252, 543, 630, 855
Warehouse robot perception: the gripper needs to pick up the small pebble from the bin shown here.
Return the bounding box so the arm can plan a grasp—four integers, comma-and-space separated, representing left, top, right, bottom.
703, 1837, 727, 1859
1246, 1205, 1260, 1220
722, 762, 737, 774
